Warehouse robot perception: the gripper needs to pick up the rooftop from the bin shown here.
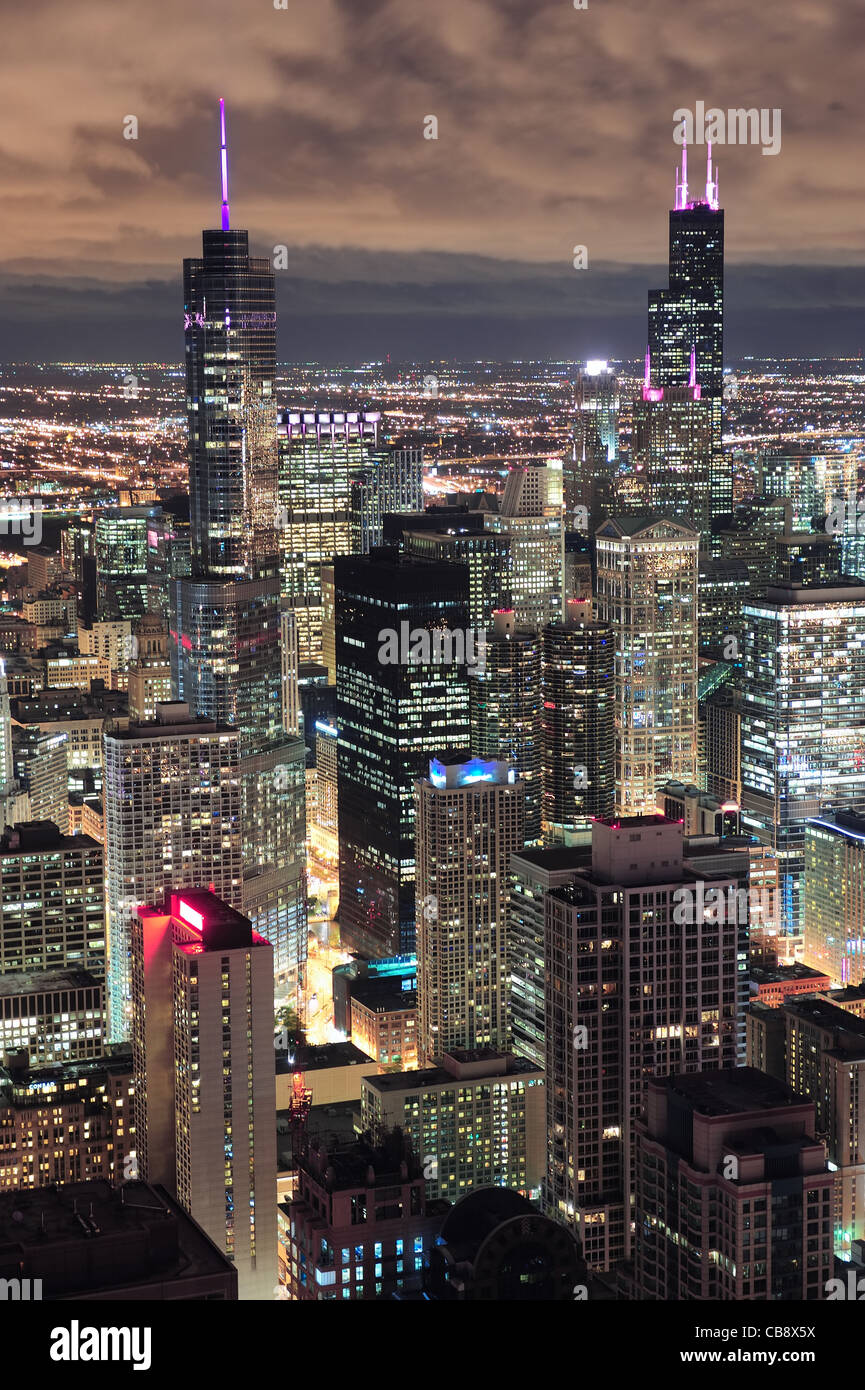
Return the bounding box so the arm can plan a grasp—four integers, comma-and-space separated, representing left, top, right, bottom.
364, 1050, 541, 1094
139, 891, 262, 953
351, 978, 416, 1013
110, 705, 233, 740
0, 1045, 132, 1095
0, 968, 101, 998
661, 1067, 806, 1117
782, 996, 865, 1050
0, 1180, 236, 1298
277, 1041, 375, 1072
297, 1132, 421, 1191
595, 813, 673, 830
751, 963, 831, 987
510, 845, 591, 872
0, 821, 99, 855
596, 513, 697, 538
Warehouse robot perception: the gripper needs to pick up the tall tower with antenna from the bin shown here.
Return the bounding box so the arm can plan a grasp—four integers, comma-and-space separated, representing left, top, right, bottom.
169, 103, 308, 997
646, 135, 728, 539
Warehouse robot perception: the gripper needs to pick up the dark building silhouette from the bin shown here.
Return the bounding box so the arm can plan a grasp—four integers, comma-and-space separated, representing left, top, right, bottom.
428, 1187, 585, 1301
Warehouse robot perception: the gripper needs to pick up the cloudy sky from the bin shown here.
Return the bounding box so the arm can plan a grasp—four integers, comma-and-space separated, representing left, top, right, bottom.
2, 0, 864, 361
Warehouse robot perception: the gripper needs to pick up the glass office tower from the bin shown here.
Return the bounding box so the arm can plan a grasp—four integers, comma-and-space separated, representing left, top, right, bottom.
595, 516, 700, 815
740, 580, 865, 959
647, 145, 728, 536
170, 106, 306, 987
540, 610, 615, 842
469, 610, 542, 845
335, 550, 472, 958
95, 507, 154, 620
277, 409, 381, 663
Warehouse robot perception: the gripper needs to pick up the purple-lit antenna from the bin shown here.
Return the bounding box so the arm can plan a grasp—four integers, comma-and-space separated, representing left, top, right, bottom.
689, 346, 696, 389
644, 346, 651, 390
219, 98, 230, 231
705, 141, 719, 210
675, 138, 690, 210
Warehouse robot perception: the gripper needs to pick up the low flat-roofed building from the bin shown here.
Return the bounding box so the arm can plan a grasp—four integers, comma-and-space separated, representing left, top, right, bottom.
0, 1046, 133, 1191
0, 1179, 237, 1299
280, 1134, 447, 1301
350, 977, 417, 1070
0, 967, 104, 1065
750, 962, 832, 1007
276, 1041, 378, 1109
361, 1048, 545, 1203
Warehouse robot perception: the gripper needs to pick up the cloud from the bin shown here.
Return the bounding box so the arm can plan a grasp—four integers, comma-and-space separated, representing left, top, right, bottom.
2, 0, 865, 355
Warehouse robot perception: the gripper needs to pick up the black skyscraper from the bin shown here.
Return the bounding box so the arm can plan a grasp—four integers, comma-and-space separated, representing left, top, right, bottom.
170, 103, 306, 983
335, 550, 472, 957
645, 143, 729, 536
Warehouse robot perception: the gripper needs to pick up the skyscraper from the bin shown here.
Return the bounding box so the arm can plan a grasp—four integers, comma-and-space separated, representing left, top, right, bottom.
95, 507, 154, 620
171, 105, 306, 988
647, 142, 728, 536
0, 658, 14, 797
575, 361, 618, 463
568, 362, 619, 530
739, 580, 865, 957
595, 516, 699, 815
632, 380, 714, 535
350, 444, 425, 554
469, 609, 542, 844
402, 526, 512, 632
145, 512, 191, 620
279, 607, 301, 737
361, 1050, 545, 1202
277, 408, 381, 663
335, 550, 472, 957
9, 725, 69, 832
770, 995, 865, 1260
415, 752, 525, 1064
507, 844, 588, 1070
634, 1070, 833, 1300
182, 110, 279, 588
486, 463, 564, 630
544, 815, 748, 1269
132, 890, 276, 1300
172, 193, 282, 741
803, 810, 865, 987
0, 821, 105, 979
103, 701, 243, 1040
126, 613, 173, 722
540, 607, 615, 842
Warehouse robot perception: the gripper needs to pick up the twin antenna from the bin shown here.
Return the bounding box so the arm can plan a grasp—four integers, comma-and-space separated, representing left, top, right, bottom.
219, 97, 230, 231
675, 140, 719, 212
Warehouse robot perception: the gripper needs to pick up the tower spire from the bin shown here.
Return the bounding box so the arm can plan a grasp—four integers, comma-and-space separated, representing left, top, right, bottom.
705, 141, 718, 209
675, 137, 689, 210
219, 98, 230, 231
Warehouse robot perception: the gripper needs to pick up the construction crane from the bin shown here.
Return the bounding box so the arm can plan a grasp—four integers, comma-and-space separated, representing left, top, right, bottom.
287, 1071, 312, 1164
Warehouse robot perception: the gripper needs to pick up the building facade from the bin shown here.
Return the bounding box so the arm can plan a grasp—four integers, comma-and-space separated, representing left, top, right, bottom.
544, 815, 749, 1269
595, 516, 699, 815
634, 1069, 833, 1300
131, 890, 276, 1300
415, 754, 525, 1063
103, 702, 243, 1040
